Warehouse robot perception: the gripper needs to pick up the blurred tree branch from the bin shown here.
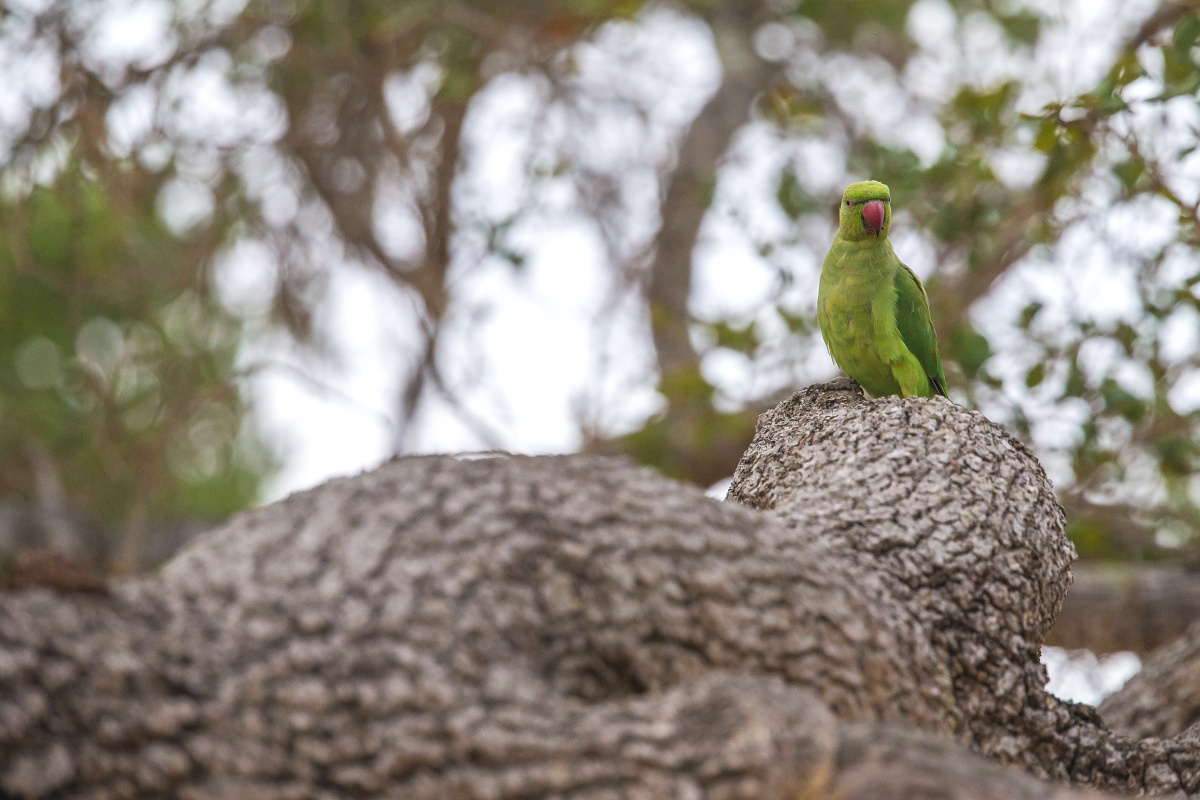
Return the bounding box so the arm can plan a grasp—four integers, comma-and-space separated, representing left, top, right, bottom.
1127, 0, 1200, 49
587, 0, 781, 485
647, 0, 776, 380
1049, 563, 1200, 655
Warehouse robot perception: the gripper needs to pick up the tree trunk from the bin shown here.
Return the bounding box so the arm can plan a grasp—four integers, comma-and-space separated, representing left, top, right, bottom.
3, 380, 1200, 797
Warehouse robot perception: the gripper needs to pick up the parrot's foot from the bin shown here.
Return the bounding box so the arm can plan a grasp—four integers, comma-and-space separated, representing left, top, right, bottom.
819, 377, 864, 396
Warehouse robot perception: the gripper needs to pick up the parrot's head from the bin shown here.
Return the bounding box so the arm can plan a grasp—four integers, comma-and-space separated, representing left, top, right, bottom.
838, 180, 892, 241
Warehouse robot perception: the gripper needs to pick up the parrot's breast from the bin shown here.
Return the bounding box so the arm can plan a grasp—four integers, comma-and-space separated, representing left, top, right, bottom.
817, 249, 903, 398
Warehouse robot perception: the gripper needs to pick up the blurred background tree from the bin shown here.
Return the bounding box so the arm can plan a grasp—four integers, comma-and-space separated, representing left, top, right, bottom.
1, 0, 1199, 598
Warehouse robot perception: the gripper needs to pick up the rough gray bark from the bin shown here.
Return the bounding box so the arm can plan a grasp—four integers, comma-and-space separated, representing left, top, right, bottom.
1048, 565, 1200, 655
0, 379, 1196, 798
726, 379, 1200, 794
833, 723, 1112, 800
1099, 617, 1200, 739
0, 452, 949, 799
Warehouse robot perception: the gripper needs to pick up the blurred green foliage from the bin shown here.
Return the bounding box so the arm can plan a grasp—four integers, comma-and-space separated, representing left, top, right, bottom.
0, 156, 272, 568
3, 0, 1200, 569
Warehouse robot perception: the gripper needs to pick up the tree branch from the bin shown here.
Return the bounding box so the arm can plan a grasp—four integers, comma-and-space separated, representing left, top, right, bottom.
1125, 0, 1200, 51
5, 384, 1200, 796
1099, 616, 1200, 739
1049, 564, 1200, 655
646, 0, 777, 382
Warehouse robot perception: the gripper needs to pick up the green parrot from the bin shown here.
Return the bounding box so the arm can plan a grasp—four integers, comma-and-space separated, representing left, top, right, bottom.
817, 180, 948, 399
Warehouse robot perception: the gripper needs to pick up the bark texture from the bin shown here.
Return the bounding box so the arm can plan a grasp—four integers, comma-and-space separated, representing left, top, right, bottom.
727, 379, 1200, 794
0, 379, 1198, 798
0, 452, 947, 799
832, 723, 1111, 800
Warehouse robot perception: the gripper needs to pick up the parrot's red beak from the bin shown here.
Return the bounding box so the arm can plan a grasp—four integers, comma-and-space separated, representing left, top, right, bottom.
862, 200, 886, 234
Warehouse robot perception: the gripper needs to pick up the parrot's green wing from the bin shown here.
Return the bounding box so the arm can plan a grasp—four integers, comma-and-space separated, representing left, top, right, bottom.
894, 263, 948, 398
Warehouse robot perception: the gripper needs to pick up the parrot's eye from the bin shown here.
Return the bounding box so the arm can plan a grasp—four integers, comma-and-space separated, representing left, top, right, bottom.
844, 200, 850, 206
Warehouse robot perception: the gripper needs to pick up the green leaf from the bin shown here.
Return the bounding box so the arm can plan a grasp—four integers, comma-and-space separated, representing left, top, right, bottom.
1033, 119, 1059, 153
950, 325, 992, 379
1100, 378, 1145, 423
658, 366, 715, 404
497, 249, 526, 270
27, 189, 74, 273
1018, 301, 1043, 329
1113, 159, 1144, 192
1067, 517, 1119, 559
709, 320, 759, 354
1158, 433, 1198, 477
777, 307, 813, 335
1114, 322, 1137, 354
1173, 15, 1200, 56
1160, 43, 1200, 97
1110, 51, 1147, 87
950, 82, 1018, 139
776, 164, 820, 220
999, 11, 1041, 46
1025, 362, 1046, 388
1162, 69, 1200, 100
1065, 361, 1086, 396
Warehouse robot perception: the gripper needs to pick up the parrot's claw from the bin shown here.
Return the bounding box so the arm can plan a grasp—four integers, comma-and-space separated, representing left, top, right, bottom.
821, 377, 864, 396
